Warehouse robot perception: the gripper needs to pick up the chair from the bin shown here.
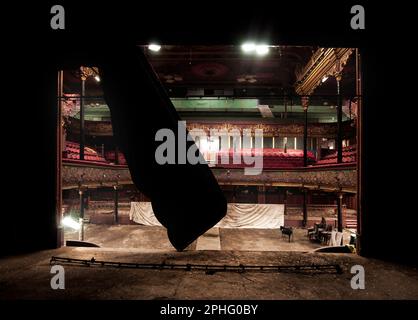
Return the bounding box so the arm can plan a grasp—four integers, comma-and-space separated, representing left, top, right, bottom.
320, 224, 333, 245
308, 224, 319, 241
335, 232, 344, 246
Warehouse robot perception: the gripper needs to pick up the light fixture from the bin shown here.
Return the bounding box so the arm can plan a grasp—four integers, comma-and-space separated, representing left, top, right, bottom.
148, 44, 161, 52
94, 75, 101, 82
322, 75, 329, 83
62, 216, 81, 230
236, 74, 257, 83
255, 44, 269, 55
241, 42, 256, 53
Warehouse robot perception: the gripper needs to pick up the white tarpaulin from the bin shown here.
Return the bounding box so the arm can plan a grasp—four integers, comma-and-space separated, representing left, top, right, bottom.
129, 202, 284, 229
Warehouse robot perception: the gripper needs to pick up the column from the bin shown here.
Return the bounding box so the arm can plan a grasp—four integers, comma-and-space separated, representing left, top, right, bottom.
57, 70, 64, 247
114, 185, 119, 224
336, 74, 343, 163
316, 137, 321, 161
283, 188, 287, 216
337, 192, 343, 232
79, 188, 85, 219
302, 188, 308, 227
302, 96, 309, 167
115, 145, 119, 165
257, 185, 266, 204
79, 73, 86, 160
78, 188, 85, 241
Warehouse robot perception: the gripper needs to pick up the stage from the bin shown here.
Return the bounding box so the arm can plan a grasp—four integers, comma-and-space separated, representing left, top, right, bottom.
1, 247, 417, 300
64, 224, 351, 252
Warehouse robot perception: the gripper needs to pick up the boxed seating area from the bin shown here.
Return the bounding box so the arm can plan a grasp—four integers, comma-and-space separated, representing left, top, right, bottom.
316, 145, 356, 165
63, 141, 107, 162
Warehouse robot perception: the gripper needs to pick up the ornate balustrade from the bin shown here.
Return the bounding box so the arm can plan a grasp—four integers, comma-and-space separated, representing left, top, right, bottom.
63, 160, 356, 193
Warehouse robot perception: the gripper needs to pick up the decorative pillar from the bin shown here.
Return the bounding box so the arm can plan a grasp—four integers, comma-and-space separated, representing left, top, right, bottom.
355, 48, 363, 254
79, 69, 86, 161
257, 185, 266, 204
302, 96, 309, 167
79, 188, 85, 219
78, 187, 85, 241
336, 73, 343, 163
56, 70, 64, 247
337, 192, 343, 232
283, 189, 288, 216
302, 188, 308, 227
115, 145, 119, 165
316, 137, 321, 161
114, 184, 119, 224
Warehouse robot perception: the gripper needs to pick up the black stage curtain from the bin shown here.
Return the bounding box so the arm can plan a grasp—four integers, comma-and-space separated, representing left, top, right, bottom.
98, 45, 227, 251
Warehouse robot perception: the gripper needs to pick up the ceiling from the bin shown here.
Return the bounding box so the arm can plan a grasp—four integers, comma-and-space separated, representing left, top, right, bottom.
62, 45, 357, 122
144, 45, 316, 96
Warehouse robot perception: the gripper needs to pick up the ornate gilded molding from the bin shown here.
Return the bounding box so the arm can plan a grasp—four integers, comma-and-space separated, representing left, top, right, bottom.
80, 66, 100, 81
62, 162, 132, 189
295, 48, 354, 95
186, 121, 352, 138
68, 119, 355, 138
63, 162, 356, 193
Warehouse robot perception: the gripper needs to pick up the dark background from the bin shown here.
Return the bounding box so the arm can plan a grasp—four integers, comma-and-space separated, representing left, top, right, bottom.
2, 1, 416, 266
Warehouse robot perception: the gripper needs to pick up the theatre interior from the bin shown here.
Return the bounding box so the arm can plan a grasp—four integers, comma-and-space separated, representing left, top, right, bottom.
2, 44, 418, 300
61, 45, 358, 251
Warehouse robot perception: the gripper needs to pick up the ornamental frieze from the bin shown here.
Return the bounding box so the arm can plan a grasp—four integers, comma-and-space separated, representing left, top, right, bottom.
63, 162, 356, 192
68, 119, 353, 138
62, 163, 132, 189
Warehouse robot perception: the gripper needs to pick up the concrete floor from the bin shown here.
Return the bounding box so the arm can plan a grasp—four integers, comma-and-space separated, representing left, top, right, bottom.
1, 247, 417, 299
64, 224, 350, 252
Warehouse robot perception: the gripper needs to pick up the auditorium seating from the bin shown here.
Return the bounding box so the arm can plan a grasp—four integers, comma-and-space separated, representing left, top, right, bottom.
63, 141, 107, 163
315, 145, 356, 165
216, 148, 316, 169
345, 219, 357, 230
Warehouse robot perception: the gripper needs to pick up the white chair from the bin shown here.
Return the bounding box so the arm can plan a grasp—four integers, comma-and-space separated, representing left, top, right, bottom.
329, 231, 337, 246
335, 232, 344, 246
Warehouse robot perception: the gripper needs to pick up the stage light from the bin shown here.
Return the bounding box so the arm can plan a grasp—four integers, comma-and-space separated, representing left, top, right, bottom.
148, 44, 161, 52
62, 216, 81, 230
322, 76, 329, 83
241, 42, 256, 53
94, 75, 101, 82
255, 44, 269, 55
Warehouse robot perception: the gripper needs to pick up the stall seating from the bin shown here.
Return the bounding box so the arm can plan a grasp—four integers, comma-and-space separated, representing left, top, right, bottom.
216, 148, 316, 169
63, 141, 107, 162
316, 145, 356, 165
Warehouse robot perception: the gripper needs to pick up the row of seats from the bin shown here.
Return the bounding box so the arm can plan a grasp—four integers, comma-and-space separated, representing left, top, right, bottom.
63, 141, 109, 163
216, 148, 316, 169
316, 146, 356, 165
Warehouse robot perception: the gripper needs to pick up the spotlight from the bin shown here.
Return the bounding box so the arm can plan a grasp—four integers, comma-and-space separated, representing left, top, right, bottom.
322, 76, 329, 83
241, 42, 256, 53
148, 44, 161, 52
62, 216, 80, 230
255, 45, 269, 55
94, 75, 101, 82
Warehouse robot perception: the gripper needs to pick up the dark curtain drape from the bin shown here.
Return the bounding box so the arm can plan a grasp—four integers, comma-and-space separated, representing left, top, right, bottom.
98, 45, 227, 251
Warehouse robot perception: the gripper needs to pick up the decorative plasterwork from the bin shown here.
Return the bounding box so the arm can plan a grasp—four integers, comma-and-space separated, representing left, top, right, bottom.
63, 162, 356, 192
213, 167, 357, 193
80, 66, 100, 80
186, 122, 352, 138
62, 163, 132, 189
68, 119, 356, 138
295, 48, 354, 95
